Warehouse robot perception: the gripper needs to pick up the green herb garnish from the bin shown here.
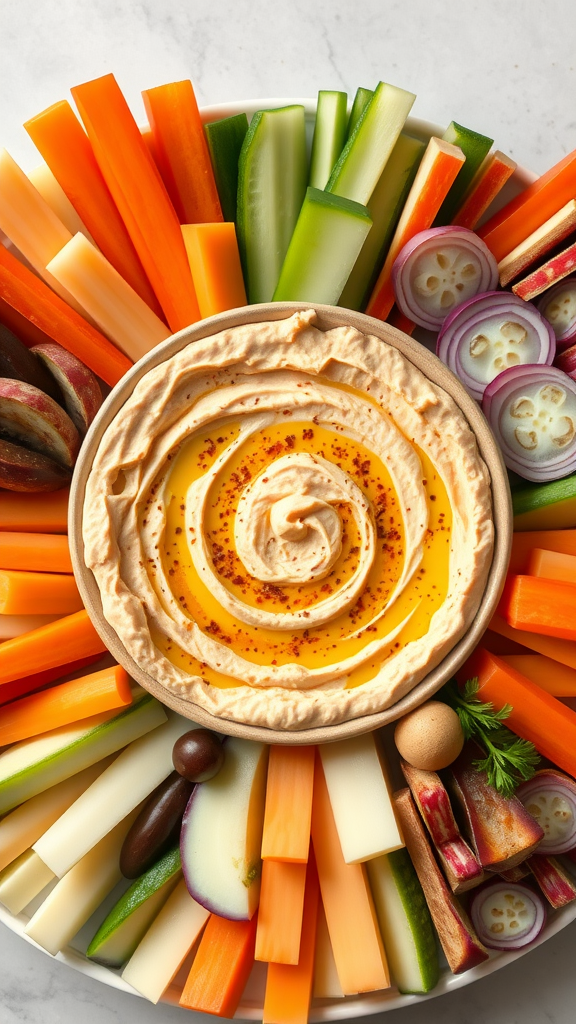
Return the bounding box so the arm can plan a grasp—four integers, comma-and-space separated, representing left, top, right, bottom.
440, 677, 540, 798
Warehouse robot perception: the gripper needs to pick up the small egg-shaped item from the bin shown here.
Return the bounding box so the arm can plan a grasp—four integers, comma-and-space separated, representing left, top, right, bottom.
394, 700, 464, 771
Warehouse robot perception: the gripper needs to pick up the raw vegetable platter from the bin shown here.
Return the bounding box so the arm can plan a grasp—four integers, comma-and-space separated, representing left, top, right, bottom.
2, 72, 576, 1024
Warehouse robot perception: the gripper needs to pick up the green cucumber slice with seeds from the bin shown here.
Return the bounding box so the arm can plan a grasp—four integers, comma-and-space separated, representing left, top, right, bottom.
436, 121, 494, 224
309, 91, 348, 190
204, 113, 249, 223
347, 87, 373, 139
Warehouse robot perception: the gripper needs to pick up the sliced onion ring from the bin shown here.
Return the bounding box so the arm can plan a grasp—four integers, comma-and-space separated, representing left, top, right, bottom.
516, 769, 576, 854
538, 276, 576, 351
437, 291, 556, 401
482, 364, 576, 482
470, 881, 546, 951
392, 226, 498, 331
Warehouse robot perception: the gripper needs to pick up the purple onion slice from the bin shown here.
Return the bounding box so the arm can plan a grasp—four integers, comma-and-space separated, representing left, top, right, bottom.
516, 769, 576, 855
391, 226, 498, 331
538, 276, 576, 351
470, 881, 546, 951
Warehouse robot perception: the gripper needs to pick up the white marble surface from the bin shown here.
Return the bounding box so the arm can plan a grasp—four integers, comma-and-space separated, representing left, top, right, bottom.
1, 0, 576, 1020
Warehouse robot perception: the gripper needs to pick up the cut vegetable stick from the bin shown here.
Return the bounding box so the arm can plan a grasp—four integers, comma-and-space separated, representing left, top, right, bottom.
142, 81, 223, 225
0, 242, 131, 386
71, 74, 200, 332
528, 547, 576, 584
25, 101, 159, 312
28, 163, 95, 242
500, 654, 576, 697
489, 613, 576, 669
510, 529, 576, 573
389, 306, 416, 335
0, 654, 102, 707
204, 113, 249, 224
0, 613, 62, 639
255, 859, 307, 964
0, 609, 106, 686
0, 532, 72, 573
478, 146, 576, 262
512, 238, 576, 301
460, 647, 576, 779
262, 857, 320, 1024
500, 574, 576, 641
309, 91, 348, 191
437, 122, 494, 225
513, 474, 576, 531
0, 665, 132, 747
312, 903, 344, 999
451, 150, 517, 231
122, 879, 209, 1004
182, 223, 247, 319
179, 913, 258, 1017
47, 233, 170, 360
366, 138, 465, 321
0, 296, 53, 349
0, 849, 55, 914
0, 488, 68, 533
0, 568, 82, 616
311, 756, 389, 995
261, 745, 314, 863
498, 199, 576, 286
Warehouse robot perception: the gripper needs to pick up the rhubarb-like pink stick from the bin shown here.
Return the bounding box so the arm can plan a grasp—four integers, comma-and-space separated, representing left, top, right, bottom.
528, 854, 576, 908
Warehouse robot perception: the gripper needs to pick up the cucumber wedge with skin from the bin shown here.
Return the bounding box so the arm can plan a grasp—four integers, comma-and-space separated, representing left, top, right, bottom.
309, 91, 348, 190
339, 132, 425, 311
513, 473, 576, 531
347, 87, 373, 139
204, 113, 248, 223
368, 849, 440, 994
436, 121, 494, 224
0, 692, 166, 816
326, 81, 416, 206
87, 846, 182, 968
237, 105, 307, 303
273, 187, 372, 304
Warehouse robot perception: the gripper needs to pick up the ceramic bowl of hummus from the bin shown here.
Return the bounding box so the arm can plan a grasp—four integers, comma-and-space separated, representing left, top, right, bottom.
70, 302, 511, 743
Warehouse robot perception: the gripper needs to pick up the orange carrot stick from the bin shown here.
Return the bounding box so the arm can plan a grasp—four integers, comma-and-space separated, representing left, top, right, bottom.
24, 101, 160, 313
255, 859, 307, 965
262, 857, 320, 1024
366, 138, 465, 321
500, 574, 576, 641
388, 306, 415, 335
182, 223, 247, 319
478, 147, 576, 262
500, 654, 576, 698
510, 530, 576, 574
261, 745, 315, 863
71, 74, 200, 332
451, 151, 516, 231
0, 609, 107, 686
0, 489, 68, 533
0, 243, 131, 386
179, 913, 257, 1017
0, 665, 131, 746
459, 647, 576, 778
142, 81, 223, 225
0, 533, 72, 573
528, 548, 576, 585
0, 569, 82, 615
489, 613, 576, 669
0, 654, 103, 707
0, 297, 53, 349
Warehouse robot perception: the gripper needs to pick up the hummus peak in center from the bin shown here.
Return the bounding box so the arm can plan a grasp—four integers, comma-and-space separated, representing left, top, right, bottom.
83, 310, 493, 730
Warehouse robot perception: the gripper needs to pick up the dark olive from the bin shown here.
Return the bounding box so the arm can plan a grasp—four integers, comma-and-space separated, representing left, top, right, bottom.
120, 771, 193, 878
172, 729, 224, 783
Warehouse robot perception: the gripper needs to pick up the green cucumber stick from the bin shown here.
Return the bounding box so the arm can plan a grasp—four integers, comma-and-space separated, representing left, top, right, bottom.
309, 91, 348, 190
339, 133, 425, 311
436, 121, 493, 224
326, 81, 416, 206
273, 187, 372, 304
204, 113, 248, 222
347, 87, 373, 138
237, 105, 307, 304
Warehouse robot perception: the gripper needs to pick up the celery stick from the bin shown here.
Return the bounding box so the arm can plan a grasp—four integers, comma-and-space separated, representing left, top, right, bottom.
237, 105, 307, 303
436, 121, 493, 224
273, 187, 372, 304
326, 81, 416, 205
309, 91, 348, 190
204, 113, 248, 223
339, 133, 425, 311
347, 87, 373, 138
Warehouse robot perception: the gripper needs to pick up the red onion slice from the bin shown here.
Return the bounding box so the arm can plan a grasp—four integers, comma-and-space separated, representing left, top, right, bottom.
392, 227, 498, 331
482, 364, 576, 481
538, 276, 576, 351
517, 770, 576, 854
437, 292, 556, 401
470, 881, 546, 951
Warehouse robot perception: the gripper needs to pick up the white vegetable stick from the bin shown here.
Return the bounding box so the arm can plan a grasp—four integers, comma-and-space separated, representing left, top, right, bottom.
313, 902, 344, 999
0, 613, 61, 639
122, 878, 209, 1003
28, 164, 96, 244
34, 714, 196, 877
319, 733, 404, 864
0, 849, 54, 915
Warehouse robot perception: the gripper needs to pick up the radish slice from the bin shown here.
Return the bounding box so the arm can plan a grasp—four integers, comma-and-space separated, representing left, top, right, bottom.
538, 276, 576, 351
470, 881, 546, 951
482, 364, 576, 481
391, 226, 498, 331
516, 769, 576, 854
437, 292, 556, 401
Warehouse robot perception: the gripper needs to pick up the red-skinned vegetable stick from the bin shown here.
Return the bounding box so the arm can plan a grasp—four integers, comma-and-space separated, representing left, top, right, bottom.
179, 913, 257, 1017
366, 138, 465, 321
0, 665, 132, 747
490, 613, 576, 669
0, 654, 103, 707
0, 532, 72, 573
311, 755, 389, 995
0, 488, 68, 533
510, 529, 576, 573
459, 647, 576, 777
498, 199, 576, 286
499, 574, 576, 641
528, 547, 576, 584
0, 609, 107, 686
501, 654, 576, 697
24, 101, 160, 313
261, 745, 315, 863
512, 238, 576, 301
451, 151, 516, 231
182, 223, 247, 319
255, 859, 307, 964
0, 243, 131, 386
142, 81, 223, 225
0, 568, 82, 616
262, 857, 320, 1024
71, 74, 200, 332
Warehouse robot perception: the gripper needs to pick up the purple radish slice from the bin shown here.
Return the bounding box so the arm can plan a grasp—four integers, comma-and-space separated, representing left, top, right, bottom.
538, 276, 576, 351
517, 769, 576, 854
482, 364, 576, 481
392, 226, 498, 331
470, 881, 546, 951
437, 291, 555, 401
